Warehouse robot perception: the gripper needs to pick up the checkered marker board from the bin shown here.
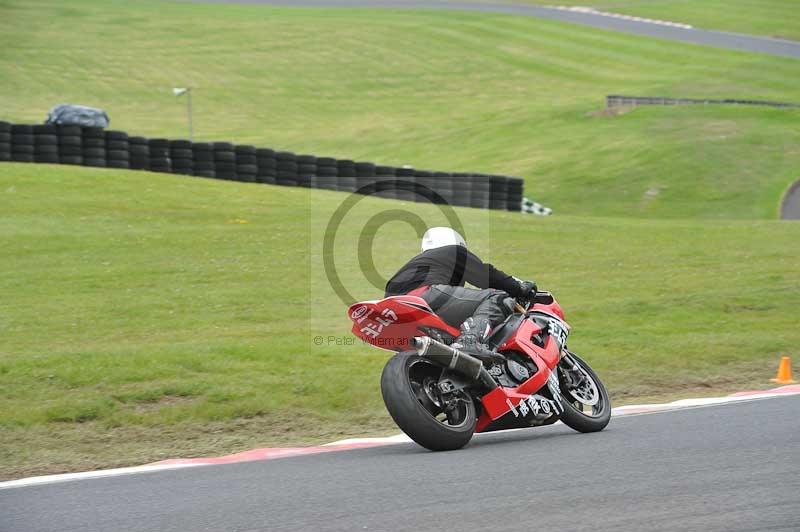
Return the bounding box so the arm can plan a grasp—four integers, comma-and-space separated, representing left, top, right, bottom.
521, 197, 552, 216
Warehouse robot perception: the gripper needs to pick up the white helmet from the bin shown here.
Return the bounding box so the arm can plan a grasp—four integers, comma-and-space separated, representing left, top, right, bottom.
421, 227, 466, 252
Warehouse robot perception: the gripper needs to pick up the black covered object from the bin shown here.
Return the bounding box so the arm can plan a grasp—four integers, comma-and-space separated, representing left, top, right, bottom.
46, 104, 110, 128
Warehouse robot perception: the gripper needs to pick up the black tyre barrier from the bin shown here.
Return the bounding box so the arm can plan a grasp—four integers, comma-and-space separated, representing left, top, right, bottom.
34, 126, 59, 164
192, 142, 214, 178
54, 125, 80, 166
1, 122, 530, 212
148, 138, 170, 173
0, 122, 11, 161
235, 145, 257, 182
170, 139, 193, 176
104, 131, 129, 170
11, 124, 33, 162
129, 137, 149, 170
81, 126, 105, 167
488, 176, 508, 210
214, 142, 236, 180
337, 159, 356, 177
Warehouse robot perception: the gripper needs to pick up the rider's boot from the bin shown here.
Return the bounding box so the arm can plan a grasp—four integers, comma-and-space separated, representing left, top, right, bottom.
453, 317, 505, 365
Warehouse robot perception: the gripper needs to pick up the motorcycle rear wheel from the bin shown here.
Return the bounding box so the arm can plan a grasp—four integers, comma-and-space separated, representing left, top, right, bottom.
557, 351, 611, 433
381, 351, 476, 451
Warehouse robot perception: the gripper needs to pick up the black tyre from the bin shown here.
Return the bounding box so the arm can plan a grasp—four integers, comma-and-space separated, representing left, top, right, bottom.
107, 150, 130, 161
236, 154, 257, 166
32, 125, 56, 134
58, 145, 82, 156
276, 161, 298, 172
235, 145, 256, 155
83, 147, 106, 158
106, 140, 129, 151
298, 163, 316, 174
34, 134, 58, 146
82, 138, 105, 148
105, 130, 128, 141
557, 351, 611, 433
12, 134, 34, 146
169, 139, 192, 149
236, 164, 257, 175
82, 127, 105, 139
130, 158, 149, 170
149, 157, 170, 168
214, 151, 235, 163
170, 148, 193, 159
34, 153, 59, 163
34, 145, 58, 155
56, 125, 82, 136
381, 351, 476, 451
58, 135, 81, 147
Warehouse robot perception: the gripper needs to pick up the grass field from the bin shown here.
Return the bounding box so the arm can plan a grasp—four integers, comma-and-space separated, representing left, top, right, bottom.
521, 0, 800, 41
2, 164, 799, 478
1, 0, 799, 478
2, 1, 800, 219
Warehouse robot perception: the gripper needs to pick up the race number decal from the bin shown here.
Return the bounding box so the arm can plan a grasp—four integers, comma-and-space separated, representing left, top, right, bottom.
360, 308, 398, 339
548, 318, 569, 350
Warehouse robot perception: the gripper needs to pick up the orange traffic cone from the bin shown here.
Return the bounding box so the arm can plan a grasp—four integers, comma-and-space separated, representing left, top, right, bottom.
770, 356, 796, 384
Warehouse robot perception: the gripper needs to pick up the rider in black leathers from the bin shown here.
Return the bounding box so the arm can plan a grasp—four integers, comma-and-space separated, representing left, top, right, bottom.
385, 227, 536, 360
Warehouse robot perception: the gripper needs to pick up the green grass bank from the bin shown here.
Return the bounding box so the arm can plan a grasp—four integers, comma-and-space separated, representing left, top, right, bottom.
1, 0, 798, 478
1, 0, 799, 219
2, 164, 799, 477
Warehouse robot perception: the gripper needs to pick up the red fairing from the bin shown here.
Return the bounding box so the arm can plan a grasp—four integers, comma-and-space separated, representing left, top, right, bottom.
348, 293, 570, 432
474, 313, 564, 431
348, 296, 460, 352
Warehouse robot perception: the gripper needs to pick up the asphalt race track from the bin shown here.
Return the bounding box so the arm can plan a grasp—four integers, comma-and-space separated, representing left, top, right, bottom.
781, 180, 800, 220
196, 0, 800, 59
2, 395, 798, 532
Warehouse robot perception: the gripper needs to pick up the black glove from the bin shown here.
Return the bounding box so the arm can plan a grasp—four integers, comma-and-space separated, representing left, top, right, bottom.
517, 280, 537, 300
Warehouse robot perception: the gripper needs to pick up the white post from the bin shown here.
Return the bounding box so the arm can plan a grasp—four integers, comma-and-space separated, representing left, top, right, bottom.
173, 87, 193, 140
186, 89, 193, 141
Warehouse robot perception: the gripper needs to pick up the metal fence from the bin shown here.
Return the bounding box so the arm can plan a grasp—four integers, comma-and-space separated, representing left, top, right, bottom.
607, 94, 800, 109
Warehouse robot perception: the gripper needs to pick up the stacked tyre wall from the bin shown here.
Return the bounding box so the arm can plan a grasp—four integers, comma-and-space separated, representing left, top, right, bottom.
0, 122, 524, 211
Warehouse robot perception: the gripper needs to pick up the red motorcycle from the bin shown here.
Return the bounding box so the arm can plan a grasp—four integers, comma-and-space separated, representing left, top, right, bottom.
348, 289, 611, 450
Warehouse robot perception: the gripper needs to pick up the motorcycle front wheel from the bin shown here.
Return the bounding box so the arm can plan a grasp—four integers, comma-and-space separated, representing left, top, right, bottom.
381, 351, 476, 451
557, 350, 612, 433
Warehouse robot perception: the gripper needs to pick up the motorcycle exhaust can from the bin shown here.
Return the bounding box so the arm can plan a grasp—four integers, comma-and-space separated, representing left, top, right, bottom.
412, 336, 498, 390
